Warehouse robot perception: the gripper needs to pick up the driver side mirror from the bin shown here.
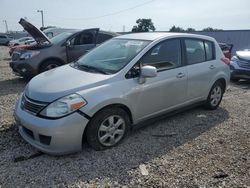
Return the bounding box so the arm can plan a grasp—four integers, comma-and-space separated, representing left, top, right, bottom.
138, 65, 157, 84
66, 40, 73, 48
141, 65, 157, 78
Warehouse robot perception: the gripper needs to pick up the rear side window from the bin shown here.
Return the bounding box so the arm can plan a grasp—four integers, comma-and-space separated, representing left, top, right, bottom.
185, 39, 206, 64
141, 39, 182, 70
0, 36, 7, 39
204, 41, 214, 61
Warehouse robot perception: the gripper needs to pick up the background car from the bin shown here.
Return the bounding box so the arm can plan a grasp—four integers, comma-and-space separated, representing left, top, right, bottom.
0, 34, 13, 45
230, 49, 250, 81
219, 43, 233, 60
10, 18, 119, 78
9, 37, 34, 47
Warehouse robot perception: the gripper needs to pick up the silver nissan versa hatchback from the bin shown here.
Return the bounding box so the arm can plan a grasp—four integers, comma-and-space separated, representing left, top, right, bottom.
14, 32, 230, 155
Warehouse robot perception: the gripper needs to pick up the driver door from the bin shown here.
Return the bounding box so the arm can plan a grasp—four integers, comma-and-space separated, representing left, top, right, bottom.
66, 28, 99, 63
130, 39, 188, 121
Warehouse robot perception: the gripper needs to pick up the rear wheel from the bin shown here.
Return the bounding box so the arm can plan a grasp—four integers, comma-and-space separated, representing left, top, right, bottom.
86, 107, 130, 150
39, 60, 62, 73
204, 81, 224, 110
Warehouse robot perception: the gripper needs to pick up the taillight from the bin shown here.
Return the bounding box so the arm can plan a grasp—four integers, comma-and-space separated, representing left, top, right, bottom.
221, 57, 230, 65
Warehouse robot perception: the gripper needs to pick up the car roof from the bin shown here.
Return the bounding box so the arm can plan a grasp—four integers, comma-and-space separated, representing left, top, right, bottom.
116, 32, 215, 41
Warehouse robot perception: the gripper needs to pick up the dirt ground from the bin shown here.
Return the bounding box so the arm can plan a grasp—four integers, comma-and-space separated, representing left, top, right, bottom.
0, 46, 249, 187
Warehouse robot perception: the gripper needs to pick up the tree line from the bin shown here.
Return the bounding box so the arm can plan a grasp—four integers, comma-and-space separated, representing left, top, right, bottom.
131, 18, 223, 32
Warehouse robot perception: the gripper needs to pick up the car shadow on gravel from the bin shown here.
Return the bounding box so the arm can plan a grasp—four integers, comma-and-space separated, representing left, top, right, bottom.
0, 78, 27, 97
230, 79, 250, 90
0, 106, 229, 187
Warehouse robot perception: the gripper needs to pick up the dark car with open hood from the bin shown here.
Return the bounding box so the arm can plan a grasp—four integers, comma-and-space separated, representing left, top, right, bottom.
9, 18, 119, 78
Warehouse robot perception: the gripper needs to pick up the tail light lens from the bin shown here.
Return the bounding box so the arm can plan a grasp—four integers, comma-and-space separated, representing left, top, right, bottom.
221, 57, 230, 65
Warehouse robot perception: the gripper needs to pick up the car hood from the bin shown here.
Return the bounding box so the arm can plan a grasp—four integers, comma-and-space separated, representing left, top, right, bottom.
19, 18, 51, 45
236, 50, 250, 61
25, 65, 113, 102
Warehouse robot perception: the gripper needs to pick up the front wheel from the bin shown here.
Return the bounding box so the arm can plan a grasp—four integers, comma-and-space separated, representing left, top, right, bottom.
204, 82, 224, 110
86, 107, 130, 150
39, 60, 62, 73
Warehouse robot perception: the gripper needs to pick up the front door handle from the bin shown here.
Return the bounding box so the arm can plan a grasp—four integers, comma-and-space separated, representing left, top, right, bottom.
176, 72, 185, 78
209, 65, 215, 69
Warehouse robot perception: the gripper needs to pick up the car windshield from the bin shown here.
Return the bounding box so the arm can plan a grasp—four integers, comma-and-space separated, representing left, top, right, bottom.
74, 39, 150, 74
50, 32, 74, 44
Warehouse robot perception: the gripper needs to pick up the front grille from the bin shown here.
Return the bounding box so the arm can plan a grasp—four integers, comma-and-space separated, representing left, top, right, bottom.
21, 95, 48, 115
12, 52, 20, 61
237, 60, 250, 69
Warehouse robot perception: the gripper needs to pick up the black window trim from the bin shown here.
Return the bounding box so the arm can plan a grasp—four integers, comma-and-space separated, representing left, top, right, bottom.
125, 38, 185, 79
182, 37, 216, 66
125, 37, 216, 79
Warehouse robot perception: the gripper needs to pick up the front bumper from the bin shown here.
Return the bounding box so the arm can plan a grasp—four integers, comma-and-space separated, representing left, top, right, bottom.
9, 61, 36, 77
230, 60, 250, 79
14, 98, 89, 155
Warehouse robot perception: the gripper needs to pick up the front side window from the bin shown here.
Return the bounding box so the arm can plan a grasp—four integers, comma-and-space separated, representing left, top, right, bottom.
74, 39, 150, 74
185, 39, 206, 64
97, 33, 113, 44
71, 32, 94, 45
141, 39, 182, 70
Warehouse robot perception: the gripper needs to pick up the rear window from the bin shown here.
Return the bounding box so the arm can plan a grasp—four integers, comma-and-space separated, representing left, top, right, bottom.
185, 39, 215, 64
204, 41, 214, 61
185, 39, 206, 64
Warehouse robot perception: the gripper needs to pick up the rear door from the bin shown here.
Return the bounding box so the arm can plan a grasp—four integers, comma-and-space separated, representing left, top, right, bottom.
184, 38, 216, 101
66, 28, 99, 63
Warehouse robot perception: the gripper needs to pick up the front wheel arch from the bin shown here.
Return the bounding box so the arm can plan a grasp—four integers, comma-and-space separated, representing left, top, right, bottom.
38, 58, 65, 73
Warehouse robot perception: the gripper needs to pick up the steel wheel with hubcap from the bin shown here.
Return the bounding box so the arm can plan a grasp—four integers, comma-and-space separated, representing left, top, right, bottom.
86, 107, 130, 150
204, 81, 224, 110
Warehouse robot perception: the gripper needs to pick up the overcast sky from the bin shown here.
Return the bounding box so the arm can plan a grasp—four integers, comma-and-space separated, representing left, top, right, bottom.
0, 0, 249, 33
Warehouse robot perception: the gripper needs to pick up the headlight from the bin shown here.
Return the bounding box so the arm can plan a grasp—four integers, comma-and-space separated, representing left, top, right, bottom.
231, 56, 238, 62
20, 51, 40, 60
39, 94, 87, 118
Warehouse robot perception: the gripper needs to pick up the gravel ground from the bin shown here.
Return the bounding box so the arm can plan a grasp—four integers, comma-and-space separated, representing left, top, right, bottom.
0, 46, 249, 187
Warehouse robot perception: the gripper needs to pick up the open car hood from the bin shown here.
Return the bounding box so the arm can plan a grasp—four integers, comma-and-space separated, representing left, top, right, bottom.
19, 18, 51, 44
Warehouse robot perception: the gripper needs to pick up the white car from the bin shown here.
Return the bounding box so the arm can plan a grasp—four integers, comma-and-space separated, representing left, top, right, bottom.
9, 37, 33, 47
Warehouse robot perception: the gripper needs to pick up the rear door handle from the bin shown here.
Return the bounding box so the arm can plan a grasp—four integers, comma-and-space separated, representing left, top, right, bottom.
176, 72, 185, 78
209, 65, 215, 69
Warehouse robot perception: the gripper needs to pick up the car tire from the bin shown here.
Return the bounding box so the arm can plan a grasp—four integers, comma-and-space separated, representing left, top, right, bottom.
39, 60, 62, 73
204, 81, 224, 110
86, 107, 130, 150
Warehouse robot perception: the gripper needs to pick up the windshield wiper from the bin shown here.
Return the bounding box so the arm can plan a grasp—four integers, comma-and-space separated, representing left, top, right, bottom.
76, 64, 110, 75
